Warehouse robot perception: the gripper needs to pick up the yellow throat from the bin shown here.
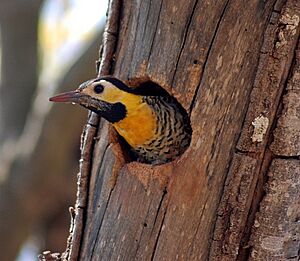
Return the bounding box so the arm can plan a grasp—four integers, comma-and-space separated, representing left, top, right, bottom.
112, 93, 157, 148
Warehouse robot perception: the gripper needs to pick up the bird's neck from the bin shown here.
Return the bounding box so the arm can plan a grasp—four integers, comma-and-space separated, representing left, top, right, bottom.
112, 96, 157, 148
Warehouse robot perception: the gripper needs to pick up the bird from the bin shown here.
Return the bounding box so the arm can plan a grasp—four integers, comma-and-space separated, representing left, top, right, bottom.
50, 76, 192, 164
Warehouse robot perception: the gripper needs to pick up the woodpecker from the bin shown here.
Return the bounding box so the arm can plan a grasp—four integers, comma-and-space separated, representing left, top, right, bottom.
50, 76, 192, 164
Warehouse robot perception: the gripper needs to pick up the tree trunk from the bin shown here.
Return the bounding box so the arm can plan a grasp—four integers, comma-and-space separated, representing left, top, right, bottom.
42, 0, 300, 260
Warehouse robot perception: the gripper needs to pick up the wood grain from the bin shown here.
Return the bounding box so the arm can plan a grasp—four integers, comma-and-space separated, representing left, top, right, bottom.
77, 0, 286, 260
41, 0, 300, 260
211, 1, 300, 260
39, 0, 300, 259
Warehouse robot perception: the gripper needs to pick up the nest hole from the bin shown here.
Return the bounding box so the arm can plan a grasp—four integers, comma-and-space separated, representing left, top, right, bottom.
112, 78, 192, 166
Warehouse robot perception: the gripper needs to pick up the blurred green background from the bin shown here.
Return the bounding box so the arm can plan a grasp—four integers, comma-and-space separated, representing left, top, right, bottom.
0, 1, 107, 260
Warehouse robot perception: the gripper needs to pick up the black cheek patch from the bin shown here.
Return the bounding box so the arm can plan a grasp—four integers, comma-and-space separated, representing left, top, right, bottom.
95, 102, 127, 123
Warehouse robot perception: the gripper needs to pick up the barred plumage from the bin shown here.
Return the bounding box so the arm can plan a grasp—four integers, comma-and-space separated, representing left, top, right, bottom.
135, 95, 192, 164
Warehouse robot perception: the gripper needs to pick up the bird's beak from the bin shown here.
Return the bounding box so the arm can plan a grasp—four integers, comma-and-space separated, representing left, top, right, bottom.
49, 90, 86, 104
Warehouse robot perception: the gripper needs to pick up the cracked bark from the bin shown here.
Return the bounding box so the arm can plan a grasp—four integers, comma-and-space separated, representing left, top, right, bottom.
42, 0, 300, 260
211, 1, 300, 260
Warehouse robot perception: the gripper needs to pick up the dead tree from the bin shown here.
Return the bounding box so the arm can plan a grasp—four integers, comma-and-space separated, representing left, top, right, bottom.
41, 0, 300, 260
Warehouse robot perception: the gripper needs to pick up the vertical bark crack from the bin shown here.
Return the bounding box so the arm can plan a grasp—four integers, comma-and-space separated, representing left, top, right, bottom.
150, 188, 168, 261
148, 0, 164, 60
150, 212, 167, 261
171, 0, 199, 87
189, 0, 230, 114
237, 38, 300, 259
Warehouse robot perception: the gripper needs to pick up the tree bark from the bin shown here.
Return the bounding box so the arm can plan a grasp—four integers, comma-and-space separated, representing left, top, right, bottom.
43, 0, 300, 260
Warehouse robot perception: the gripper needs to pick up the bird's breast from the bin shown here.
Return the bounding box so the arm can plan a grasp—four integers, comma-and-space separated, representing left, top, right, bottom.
113, 102, 157, 148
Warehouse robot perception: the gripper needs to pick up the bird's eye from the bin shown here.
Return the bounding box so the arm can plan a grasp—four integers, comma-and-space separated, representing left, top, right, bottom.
94, 84, 104, 94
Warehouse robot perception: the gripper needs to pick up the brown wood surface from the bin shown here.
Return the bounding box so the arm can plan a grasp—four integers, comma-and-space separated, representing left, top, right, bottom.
42, 0, 300, 260
249, 159, 300, 260
79, 0, 299, 260
211, 1, 300, 260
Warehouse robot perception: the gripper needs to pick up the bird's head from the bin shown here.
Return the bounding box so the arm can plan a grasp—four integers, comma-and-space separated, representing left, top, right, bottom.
50, 77, 141, 123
